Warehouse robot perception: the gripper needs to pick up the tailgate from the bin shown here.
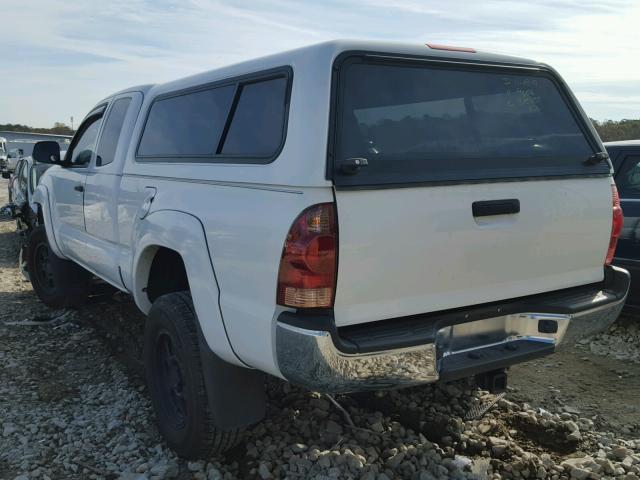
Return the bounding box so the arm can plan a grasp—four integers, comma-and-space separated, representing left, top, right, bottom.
329, 54, 612, 327
333, 177, 611, 326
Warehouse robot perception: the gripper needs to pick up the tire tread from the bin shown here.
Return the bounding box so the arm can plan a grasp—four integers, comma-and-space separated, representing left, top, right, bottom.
146, 291, 243, 458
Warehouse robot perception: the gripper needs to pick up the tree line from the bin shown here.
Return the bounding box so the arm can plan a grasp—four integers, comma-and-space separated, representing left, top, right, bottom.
590, 119, 640, 142
1, 118, 639, 142
0, 122, 75, 136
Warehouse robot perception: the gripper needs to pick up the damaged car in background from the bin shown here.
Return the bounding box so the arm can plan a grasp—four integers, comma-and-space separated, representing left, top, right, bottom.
2, 153, 61, 277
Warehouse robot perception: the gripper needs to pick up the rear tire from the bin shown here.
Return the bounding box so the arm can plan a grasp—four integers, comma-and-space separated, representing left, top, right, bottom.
144, 291, 243, 458
26, 225, 89, 308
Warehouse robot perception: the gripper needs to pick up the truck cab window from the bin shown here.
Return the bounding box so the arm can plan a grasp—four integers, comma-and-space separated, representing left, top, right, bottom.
68, 116, 103, 167
96, 97, 132, 166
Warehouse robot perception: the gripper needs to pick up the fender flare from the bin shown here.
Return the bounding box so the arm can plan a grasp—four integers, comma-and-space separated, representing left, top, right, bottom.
131, 209, 266, 429
32, 184, 67, 259
131, 209, 239, 364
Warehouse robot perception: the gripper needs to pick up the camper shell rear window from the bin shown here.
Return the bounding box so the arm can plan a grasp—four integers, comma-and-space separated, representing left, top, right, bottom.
329, 55, 607, 187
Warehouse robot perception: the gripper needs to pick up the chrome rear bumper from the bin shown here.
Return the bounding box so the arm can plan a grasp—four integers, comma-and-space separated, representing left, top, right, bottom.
276, 267, 628, 393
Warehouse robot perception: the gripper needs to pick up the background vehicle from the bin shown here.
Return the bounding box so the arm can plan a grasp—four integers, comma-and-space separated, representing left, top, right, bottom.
0, 132, 72, 173
6, 154, 59, 227
27, 40, 628, 458
5, 148, 24, 173
606, 140, 640, 311
0, 137, 7, 171
3, 154, 58, 277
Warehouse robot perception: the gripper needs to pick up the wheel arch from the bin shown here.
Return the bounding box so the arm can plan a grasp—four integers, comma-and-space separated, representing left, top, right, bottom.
131, 209, 242, 367
139, 246, 190, 304
32, 184, 66, 259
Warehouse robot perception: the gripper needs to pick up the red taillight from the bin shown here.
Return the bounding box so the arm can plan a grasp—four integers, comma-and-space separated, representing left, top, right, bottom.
277, 203, 337, 308
605, 184, 624, 266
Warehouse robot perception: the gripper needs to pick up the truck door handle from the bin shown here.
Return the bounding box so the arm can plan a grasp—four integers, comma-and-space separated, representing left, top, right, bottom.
472, 199, 520, 217
74, 185, 84, 192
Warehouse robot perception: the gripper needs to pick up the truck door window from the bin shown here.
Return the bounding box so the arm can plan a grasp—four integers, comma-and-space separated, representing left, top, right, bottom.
67, 115, 103, 167
96, 97, 132, 166
616, 156, 640, 198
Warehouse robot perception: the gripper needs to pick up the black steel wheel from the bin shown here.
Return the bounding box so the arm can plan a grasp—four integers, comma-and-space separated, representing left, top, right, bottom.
154, 331, 188, 429
144, 292, 243, 458
26, 225, 89, 307
34, 243, 54, 290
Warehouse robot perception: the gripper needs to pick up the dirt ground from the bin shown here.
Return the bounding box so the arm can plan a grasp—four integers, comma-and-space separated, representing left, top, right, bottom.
1, 178, 638, 480
510, 338, 640, 437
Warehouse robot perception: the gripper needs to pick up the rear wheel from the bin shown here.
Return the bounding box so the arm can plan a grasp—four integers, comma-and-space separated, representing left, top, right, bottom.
27, 225, 89, 308
144, 292, 242, 458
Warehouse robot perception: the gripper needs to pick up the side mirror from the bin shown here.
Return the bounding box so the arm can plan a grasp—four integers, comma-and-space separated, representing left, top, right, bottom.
32, 141, 61, 165
1, 171, 10, 179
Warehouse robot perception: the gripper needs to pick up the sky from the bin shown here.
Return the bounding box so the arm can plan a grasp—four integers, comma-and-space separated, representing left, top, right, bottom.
1, 0, 639, 127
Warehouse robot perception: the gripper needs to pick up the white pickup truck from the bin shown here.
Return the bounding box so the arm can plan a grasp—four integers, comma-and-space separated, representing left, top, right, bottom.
28, 40, 629, 458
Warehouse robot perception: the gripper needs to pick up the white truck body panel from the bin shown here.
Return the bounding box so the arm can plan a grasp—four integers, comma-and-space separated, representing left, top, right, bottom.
116, 174, 333, 373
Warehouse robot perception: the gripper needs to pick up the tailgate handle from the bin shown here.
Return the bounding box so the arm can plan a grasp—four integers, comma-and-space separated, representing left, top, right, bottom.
472, 199, 520, 217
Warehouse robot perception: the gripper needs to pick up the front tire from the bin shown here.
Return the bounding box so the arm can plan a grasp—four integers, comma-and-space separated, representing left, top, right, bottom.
18, 243, 29, 281
26, 225, 89, 308
144, 292, 243, 458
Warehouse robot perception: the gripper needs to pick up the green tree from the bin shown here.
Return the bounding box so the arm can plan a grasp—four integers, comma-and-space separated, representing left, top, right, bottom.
591, 119, 640, 142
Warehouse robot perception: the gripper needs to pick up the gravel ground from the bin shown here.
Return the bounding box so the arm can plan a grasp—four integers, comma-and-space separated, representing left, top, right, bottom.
0, 179, 639, 480
583, 319, 640, 364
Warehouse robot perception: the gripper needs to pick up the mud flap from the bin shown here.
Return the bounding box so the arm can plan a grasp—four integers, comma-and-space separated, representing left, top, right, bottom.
195, 322, 266, 430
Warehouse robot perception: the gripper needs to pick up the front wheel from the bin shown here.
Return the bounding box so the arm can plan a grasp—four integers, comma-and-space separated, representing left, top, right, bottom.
144, 292, 243, 458
26, 225, 89, 308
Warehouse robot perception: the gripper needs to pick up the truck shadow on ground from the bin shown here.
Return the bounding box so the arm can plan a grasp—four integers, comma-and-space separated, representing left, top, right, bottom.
0, 229, 22, 268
